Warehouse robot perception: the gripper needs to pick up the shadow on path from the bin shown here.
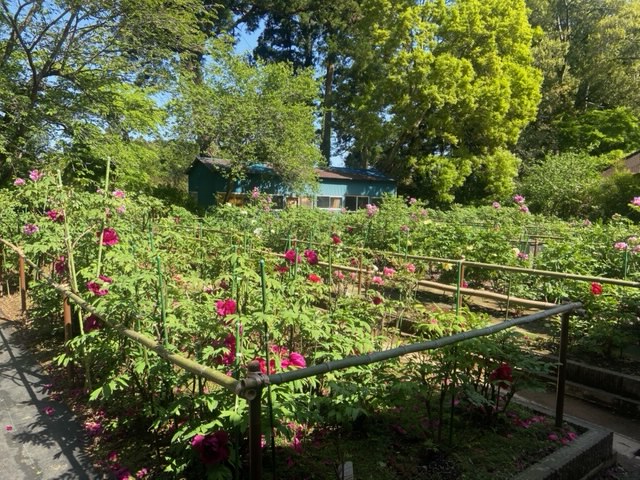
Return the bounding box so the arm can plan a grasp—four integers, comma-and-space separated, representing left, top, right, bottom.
0, 319, 100, 479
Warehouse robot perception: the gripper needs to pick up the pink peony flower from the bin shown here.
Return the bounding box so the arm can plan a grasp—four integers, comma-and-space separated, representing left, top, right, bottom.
383, 266, 396, 277
14, 178, 25, 186
98, 227, 119, 246
29, 169, 44, 182
519, 205, 530, 213
136, 468, 149, 479
492, 201, 501, 209
333, 270, 345, 280
112, 189, 126, 199
371, 276, 383, 285
408, 197, 417, 205
5, 425, 13, 431
614, 242, 628, 250
251, 187, 260, 199
400, 225, 409, 233
116, 205, 126, 214
366, 204, 379, 217
631, 197, 640, 207
513, 194, 525, 204
406, 263, 416, 273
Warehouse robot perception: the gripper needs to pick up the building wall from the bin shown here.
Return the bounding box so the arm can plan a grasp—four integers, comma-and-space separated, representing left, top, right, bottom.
188, 165, 397, 209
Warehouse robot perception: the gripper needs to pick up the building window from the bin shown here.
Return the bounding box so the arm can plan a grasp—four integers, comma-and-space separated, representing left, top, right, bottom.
189, 191, 198, 203
286, 197, 299, 208
270, 195, 285, 209
299, 196, 313, 208
216, 192, 247, 206
344, 195, 370, 211
316, 196, 342, 209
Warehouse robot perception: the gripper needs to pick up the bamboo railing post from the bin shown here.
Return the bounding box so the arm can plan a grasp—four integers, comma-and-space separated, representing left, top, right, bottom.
63, 295, 72, 343
555, 311, 570, 427
19, 255, 27, 313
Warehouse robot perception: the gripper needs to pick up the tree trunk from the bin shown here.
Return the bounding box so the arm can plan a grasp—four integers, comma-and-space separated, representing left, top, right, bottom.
320, 58, 335, 164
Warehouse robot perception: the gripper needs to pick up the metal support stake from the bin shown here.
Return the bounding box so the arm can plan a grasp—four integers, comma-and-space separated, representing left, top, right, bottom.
19, 255, 27, 313
555, 311, 570, 427
245, 360, 264, 480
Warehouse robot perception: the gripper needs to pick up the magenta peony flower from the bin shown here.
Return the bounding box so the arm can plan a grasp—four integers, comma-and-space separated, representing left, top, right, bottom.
46, 209, 64, 222
191, 431, 230, 465
489, 363, 513, 388
284, 249, 300, 264
331, 233, 342, 244
304, 249, 318, 265
590, 282, 603, 295
275, 264, 290, 273
98, 227, 119, 246
99, 274, 113, 284
54, 256, 66, 275
87, 281, 109, 296
289, 352, 306, 368
23, 223, 39, 235
216, 298, 237, 317
83, 314, 102, 332
513, 194, 525, 204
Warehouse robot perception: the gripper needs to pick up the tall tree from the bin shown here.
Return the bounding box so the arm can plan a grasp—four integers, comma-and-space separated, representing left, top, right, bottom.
333, 0, 541, 204
519, 0, 640, 158
0, 0, 206, 186
248, 1, 362, 163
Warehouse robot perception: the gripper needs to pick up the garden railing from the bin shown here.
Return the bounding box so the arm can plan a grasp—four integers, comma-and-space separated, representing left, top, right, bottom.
0, 236, 584, 480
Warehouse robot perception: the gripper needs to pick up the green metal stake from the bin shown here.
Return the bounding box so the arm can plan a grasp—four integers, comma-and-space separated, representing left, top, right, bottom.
156, 254, 168, 346
623, 248, 629, 279
328, 243, 333, 286
259, 259, 277, 477
455, 259, 465, 316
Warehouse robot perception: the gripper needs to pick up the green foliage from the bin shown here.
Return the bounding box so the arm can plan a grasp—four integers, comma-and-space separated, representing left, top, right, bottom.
170, 40, 322, 193
333, 0, 541, 204
518, 151, 613, 218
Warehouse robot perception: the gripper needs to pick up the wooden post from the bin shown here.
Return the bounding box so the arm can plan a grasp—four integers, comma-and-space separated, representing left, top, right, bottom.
0, 244, 3, 297
555, 311, 570, 427
19, 255, 27, 313
63, 295, 72, 342
357, 254, 363, 295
